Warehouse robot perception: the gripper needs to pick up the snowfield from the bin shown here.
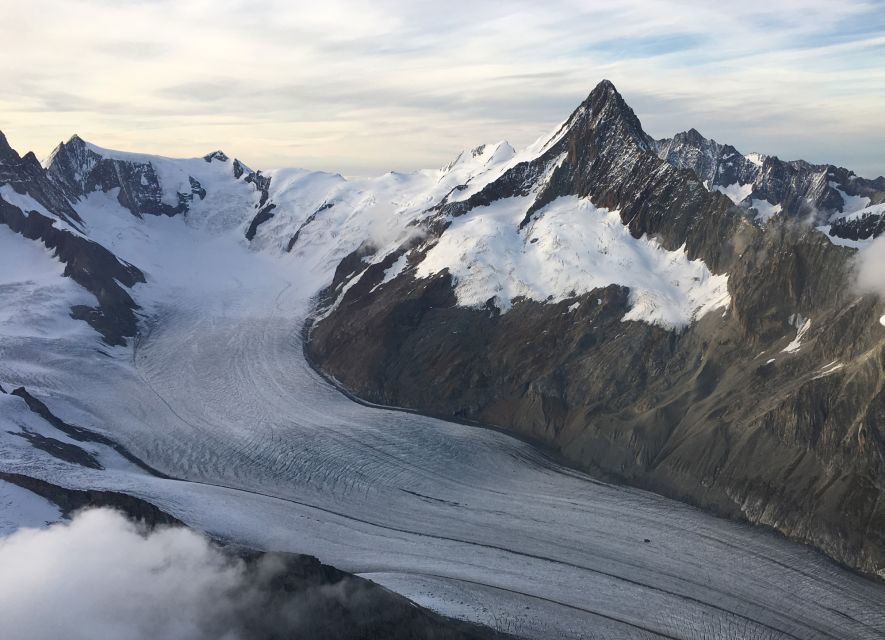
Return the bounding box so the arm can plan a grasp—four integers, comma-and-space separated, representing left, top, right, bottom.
714, 181, 752, 205
417, 195, 730, 328
0, 139, 883, 639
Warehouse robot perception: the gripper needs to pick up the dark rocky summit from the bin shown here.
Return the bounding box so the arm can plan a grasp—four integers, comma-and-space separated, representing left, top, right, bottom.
830, 211, 885, 242
308, 81, 885, 579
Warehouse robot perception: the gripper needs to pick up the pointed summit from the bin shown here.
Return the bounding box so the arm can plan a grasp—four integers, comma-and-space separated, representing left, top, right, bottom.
0, 130, 21, 163
558, 79, 654, 153
44, 133, 102, 195
586, 78, 620, 102
678, 128, 707, 144
204, 150, 229, 163
583, 80, 634, 116
44, 134, 91, 171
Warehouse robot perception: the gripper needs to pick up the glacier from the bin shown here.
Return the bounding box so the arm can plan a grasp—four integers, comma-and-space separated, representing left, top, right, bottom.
0, 133, 883, 640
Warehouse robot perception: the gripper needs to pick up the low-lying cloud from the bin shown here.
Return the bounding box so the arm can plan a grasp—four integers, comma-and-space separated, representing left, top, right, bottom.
0, 508, 366, 640
855, 235, 885, 326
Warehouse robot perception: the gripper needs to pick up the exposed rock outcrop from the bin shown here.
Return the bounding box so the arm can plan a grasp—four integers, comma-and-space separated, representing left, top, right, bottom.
45, 135, 207, 217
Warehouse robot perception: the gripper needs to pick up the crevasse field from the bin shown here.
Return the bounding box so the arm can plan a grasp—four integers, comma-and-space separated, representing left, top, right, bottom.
1, 141, 884, 640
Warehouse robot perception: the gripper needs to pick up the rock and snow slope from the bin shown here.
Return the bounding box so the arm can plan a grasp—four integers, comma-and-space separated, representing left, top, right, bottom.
415, 194, 729, 327
0, 81, 884, 638
308, 81, 885, 583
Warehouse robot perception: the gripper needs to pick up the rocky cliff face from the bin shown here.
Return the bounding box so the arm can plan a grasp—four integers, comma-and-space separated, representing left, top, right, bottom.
307, 81, 885, 578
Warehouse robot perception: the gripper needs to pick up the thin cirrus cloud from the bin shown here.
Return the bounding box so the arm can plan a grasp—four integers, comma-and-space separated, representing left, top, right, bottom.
1, 0, 883, 177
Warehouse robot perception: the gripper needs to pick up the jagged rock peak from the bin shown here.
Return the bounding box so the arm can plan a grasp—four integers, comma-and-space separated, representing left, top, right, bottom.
204, 150, 229, 163
232, 158, 253, 179
44, 134, 91, 170
560, 79, 654, 152
20, 151, 43, 174
0, 130, 21, 163
587, 78, 621, 102
675, 128, 709, 145
52, 133, 88, 157
587, 80, 641, 121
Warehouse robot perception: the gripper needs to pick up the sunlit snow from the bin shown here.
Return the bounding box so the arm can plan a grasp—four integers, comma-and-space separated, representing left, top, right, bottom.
751, 198, 782, 224
782, 316, 811, 353
714, 181, 752, 205
417, 195, 730, 329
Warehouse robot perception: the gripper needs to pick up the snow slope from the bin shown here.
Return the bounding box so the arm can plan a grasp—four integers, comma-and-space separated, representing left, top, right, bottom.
714, 181, 752, 205
416, 195, 730, 328
0, 225, 96, 339
0, 480, 61, 536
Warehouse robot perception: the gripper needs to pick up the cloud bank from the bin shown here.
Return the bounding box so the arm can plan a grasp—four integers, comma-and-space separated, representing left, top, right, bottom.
855, 235, 885, 326
0, 508, 365, 640
2, 1, 884, 177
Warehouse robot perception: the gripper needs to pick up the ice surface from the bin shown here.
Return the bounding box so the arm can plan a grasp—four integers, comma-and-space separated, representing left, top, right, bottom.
0, 225, 96, 339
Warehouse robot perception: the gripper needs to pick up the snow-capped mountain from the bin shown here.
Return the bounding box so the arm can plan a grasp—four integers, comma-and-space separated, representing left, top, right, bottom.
305, 81, 885, 581
654, 127, 885, 239
1, 80, 885, 638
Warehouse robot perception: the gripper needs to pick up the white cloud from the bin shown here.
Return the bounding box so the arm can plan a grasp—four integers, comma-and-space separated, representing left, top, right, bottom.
0, 509, 248, 639
856, 235, 885, 301
0, 508, 368, 640
1, 0, 884, 177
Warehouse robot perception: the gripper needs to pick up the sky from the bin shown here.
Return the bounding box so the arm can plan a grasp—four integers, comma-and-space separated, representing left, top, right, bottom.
1, 0, 884, 177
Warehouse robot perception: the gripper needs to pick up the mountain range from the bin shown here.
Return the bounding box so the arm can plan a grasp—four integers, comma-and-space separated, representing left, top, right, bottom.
308, 81, 885, 578
1, 80, 884, 638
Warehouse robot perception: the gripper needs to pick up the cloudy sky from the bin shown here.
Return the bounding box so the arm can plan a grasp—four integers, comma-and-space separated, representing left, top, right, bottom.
2, 0, 884, 176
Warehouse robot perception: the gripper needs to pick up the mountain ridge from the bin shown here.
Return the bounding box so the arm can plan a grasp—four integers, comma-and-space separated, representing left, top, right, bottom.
305, 80, 885, 579
1, 79, 884, 579
654, 126, 885, 241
